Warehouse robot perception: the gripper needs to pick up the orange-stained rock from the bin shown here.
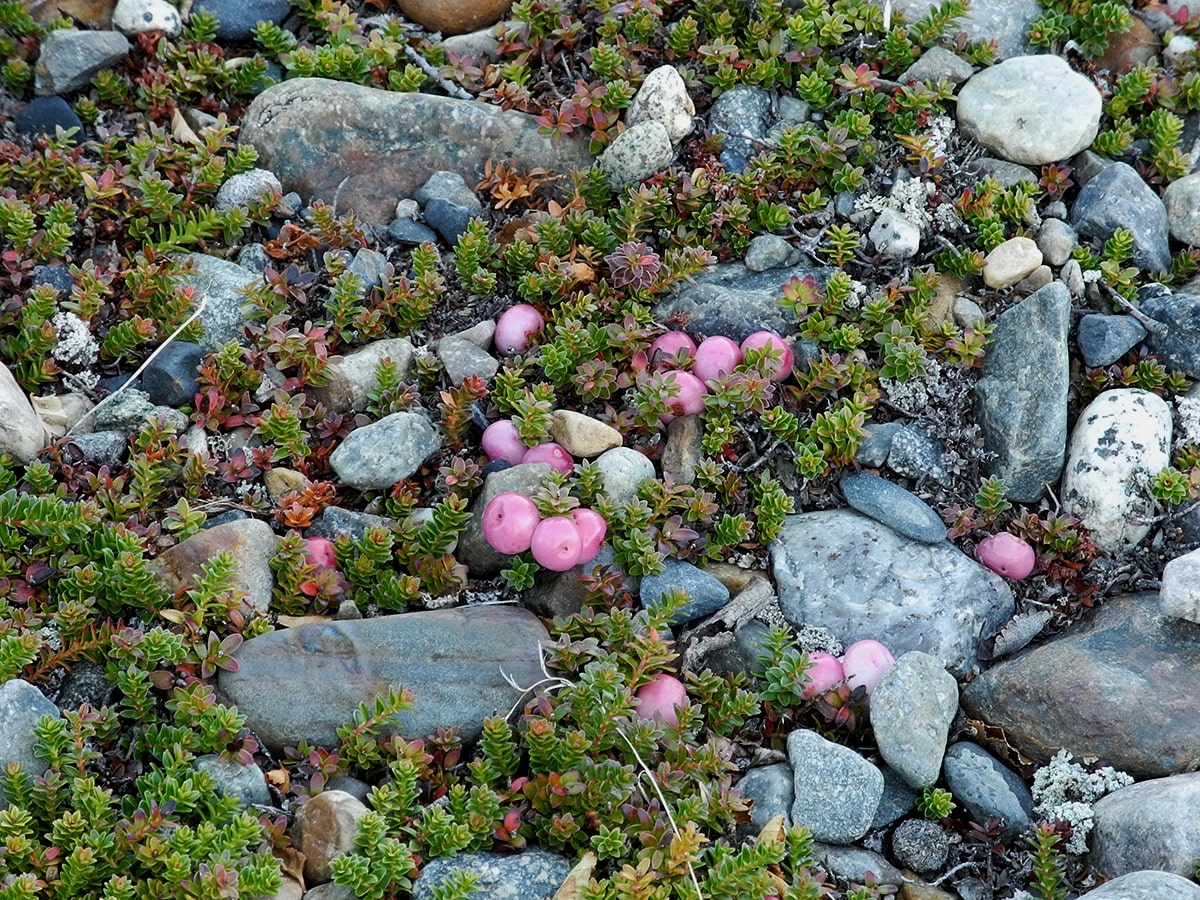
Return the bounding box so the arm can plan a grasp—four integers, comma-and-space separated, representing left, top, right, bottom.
395, 0, 512, 36
29, 0, 116, 28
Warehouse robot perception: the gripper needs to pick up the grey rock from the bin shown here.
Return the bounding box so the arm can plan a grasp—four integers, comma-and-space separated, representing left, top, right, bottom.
891, 819, 949, 873
957, 55, 1101, 164
235, 243, 270, 273
70, 430, 127, 466
457, 463, 554, 576
953, 296, 986, 330
1078, 870, 1200, 899
708, 86, 772, 173
307, 505, 395, 542
886, 425, 949, 485
177, 254, 258, 350
0, 361, 50, 464
902, 46, 974, 85
0, 679, 59, 806
329, 412, 442, 491
1164, 171, 1200, 245
1090, 773, 1200, 879
626, 65, 695, 144
598, 119, 674, 188
959, 595, 1200, 778
639, 559, 730, 625
348, 247, 389, 293
240, 78, 594, 225
148, 518, 275, 617
872, 764, 920, 828
141, 341, 205, 407
788, 729, 883, 844
691, 619, 772, 678
35, 28, 130, 96
1061, 258, 1085, 297
839, 471, 946, 544
941, 742, 1034, 839
193, 754, 270, 808
1160, 546, 1200, 622
1037, 217, 1078, 267
888, 0, 1040, 59
417, 171, 483, 245
770, 510, 1014, 677
1140, 285, 1200, 379
14, 96, 83, 140
33, 264, 74, 294
312, 337, 414, 414
854, 423, 900, 467
413, 849, 575, 900
215, 168, 282, 212
814, 844, 904, 888
653, 262, 835, 343
745, 234, 801, 272
437, 337, 499, 385
387, 217, 439, 245
1015, 264, 1053, 294
966, 157, 1039, 188
93, 389, 189, 436
974, 281, 1071, 502
870, 652, 958, 789
1077, 314, 1147, 368
736, 763, 794, 836
219, 606, 550, 752
190, 0, 292, 41
1071, 162, 1171, 272
593, 446, 656, 506
1061, 389, 1171, 553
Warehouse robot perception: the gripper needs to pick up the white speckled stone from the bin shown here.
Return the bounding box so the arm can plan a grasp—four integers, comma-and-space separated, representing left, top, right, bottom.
597, 120, 674, 189
113, 0, 181, 35
627, 65, 695, 143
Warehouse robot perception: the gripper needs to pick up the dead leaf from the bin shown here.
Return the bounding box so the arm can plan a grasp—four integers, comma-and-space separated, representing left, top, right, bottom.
754, 814, 788, 847
553, 851, 596, 900
266, 767, 291, 792
170, 108, 201, 146
273, 847, 306, 891
276, 615, 333, 628
158, 608, 186, 625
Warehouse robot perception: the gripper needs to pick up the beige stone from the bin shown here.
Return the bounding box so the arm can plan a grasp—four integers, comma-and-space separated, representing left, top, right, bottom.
396, 0, 512, 35
0, 362, 51, 464
294, 790, 368, 886
550, 410, 622, 458
983, 236, 1042, 289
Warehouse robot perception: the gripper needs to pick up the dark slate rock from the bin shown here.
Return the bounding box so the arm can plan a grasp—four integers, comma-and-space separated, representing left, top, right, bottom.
640, 559, 731, 625
840, 471, 946, 544
1077, 314, 1147, 368
54, 661, 112, 712
191, 0, 292, 41
388, 217, 439, 245
652, 262, 836, 342
736, 762, 794, 836
1078, 870, 1200, 899
307, 505, 396, 542
691, 619, 771, 678
871, 763, 920, 828
941, 742, 1034, 839
14, 96, 83, 140
885, 425, 949, 485
204, 509, 251, 528
854, 422, 900, 467
814, 845, 904, 889
770, 510, 1013, 677
32, 264, 74, 294
1071, 162, 1170, 272
960, 595, 1200, 778
218, 606, 550, 752
34, 28, 130, 96
68, 430, 127, 467
1090, 774, 1200, 880
140, 341, 204, 407
708, 87, 772, 174
891, 819, 949, 873
240, 78, 595, 225
348, 247, 389, 294
413, 849, 574, 900
0, 679, 60, 806
1139, 284, 1200, 379
974, 282, 1071, 502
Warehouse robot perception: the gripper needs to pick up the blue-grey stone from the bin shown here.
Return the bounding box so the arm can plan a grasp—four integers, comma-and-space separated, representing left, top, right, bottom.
193, 754, 270, 808
178, 254, 259, 350
141, 341, 205, 407
423, 197, 475, 245
974, 282, 1071, 502
941, 742, 1034, 839
640, 559, 731, 625
1078, 871, 1200, 900
69, 430, 127, 467
348, 247, 389, 293
15, 97, 83, 140
872, 763, 919, 828
32, 265, 74, 294
854, 422, 901, 467
306, 505, 395, 542
1139, 284, 1200, 379
870, 651, 958, 789
886, 425, 949, 485
813, 844, 904, 889
736, 763, 793, 836
414, 849, 574, 900
0, 679, 60, 807
191, 0, 292, 40
416, 171, 482, 245
1071, 162, 1171, 272
840, 471, 946, 544
35, 28, 130, 97
708, 87, 772, 174
329, 412, 443, 491
1077, 314, 1147, 368
788, 729, 883, 844
388, 217, 439, 245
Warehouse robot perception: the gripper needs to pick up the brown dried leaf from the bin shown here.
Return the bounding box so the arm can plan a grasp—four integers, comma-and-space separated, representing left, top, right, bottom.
276, 614, 333, 628
553, 851, 596, 900
171, 108, 201, 146
273, 847, 306, 891
754, 813, 788, 847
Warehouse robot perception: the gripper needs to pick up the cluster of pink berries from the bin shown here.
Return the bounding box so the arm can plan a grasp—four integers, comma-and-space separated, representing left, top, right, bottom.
482, 493, 607, 572
480, 419, 574, 473
800, 639, 895, 699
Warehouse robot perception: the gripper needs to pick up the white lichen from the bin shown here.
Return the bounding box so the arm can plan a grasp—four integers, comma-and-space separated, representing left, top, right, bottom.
51, 311, 99, 368
1031, 749, 1133, 855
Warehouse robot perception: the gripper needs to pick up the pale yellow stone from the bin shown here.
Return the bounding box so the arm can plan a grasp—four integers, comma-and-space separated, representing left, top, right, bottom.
550, 409, 622, 457
983, 236, 1043, 289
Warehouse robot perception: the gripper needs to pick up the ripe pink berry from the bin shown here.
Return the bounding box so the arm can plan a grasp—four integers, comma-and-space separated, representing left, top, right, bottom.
635, 673, 687, 727
494, 304, 545, 354
570, 508, 608, 564
802, 651, 845, 699
693, 335, 743, 383
530, 516, 583, 571
660, 370, 707, 422
522, 442, 574, 473
740, 331, 795, 382
481, 419, 527, 466
976, 532, 1036, 580
303, 537, 337, 570
648, 331, 697, 369
482, 492, 541, 555
841, 640, 895, 696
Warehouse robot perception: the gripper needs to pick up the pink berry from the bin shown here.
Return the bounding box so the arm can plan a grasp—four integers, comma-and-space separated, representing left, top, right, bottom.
303, 537, 337, 570
522, 442, 574, 473
530, 516, 583, 571
693, 335, 743, 383
570, 508, 608, 564
802, 652, 845, 699
481, 419, 527, 466
648, 331, 697, 369
494, 304, 545, 354
660, 370, 707, 422
635, 673, 687, 727
976, 532, 1036, 580
482, 492, 541, 555
840, 640, 895, 696
740, 331, 795, 383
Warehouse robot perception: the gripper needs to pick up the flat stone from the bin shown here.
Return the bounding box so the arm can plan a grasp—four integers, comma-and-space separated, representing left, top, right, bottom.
788, 729, 883, 844
960, 595, 1200, 778
1071, 162, 1171, 272
974, 281, 1070, 502
413, 849, 575, 900
887, 0, 1040, 59
770, 510, 1013, 678
745, 234, 801, 272
34, 28, 130, 96
193, 754, 270, 809
903, 46, 974, 85
1164, 171, 1200, 245
1078, 871, 1200, 899
1090, 773, 1200, 880
190, 0, 291, 41
736, 763, 794, 835
14, 96, 83, 139
218, 606, 550, 752
148, 518, 275, 617
815, 844, 904, 887
177, 254, 258, 351
549, 410, 622, 458
870, 652, 958, 789
941, 742, 1034, 839
329, 412, 443, 491
839, 471, 946, 544
240, 79, 594, 225
639, 559, 730, 625
436, 337, 498, 385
